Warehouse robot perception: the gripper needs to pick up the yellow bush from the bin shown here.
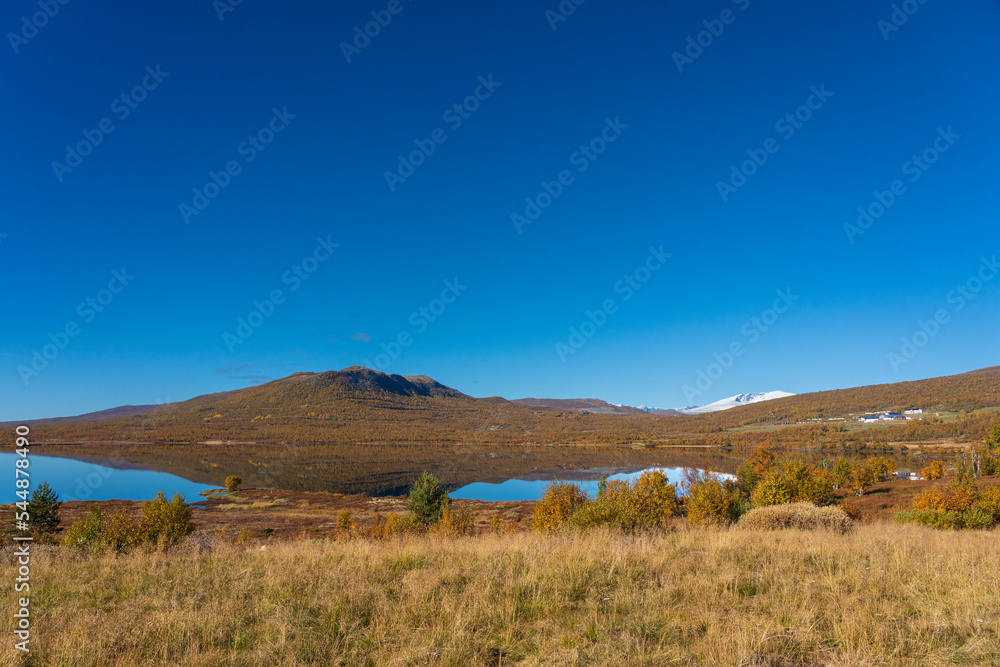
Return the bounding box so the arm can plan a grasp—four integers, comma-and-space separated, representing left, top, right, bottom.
687, 477, 738, 526
974, 485, 1000, 521
910, 482, 1000, 528
438, 498, 475, 536
922, 461, 945, 480
336, 510, 353, 533
630, 471, 680, 523
533, 481, 587, 533
101, 510, 144, 551
751, 461, 834, 505
913, 489, 948, 511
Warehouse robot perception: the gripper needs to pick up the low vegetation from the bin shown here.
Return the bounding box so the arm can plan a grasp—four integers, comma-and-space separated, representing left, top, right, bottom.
62, 491, 195, 551
3, 524, 999, 665
738, 502, 854, 533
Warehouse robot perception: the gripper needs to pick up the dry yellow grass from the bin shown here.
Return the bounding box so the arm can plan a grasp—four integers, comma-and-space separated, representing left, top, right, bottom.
2, 523, 999, 666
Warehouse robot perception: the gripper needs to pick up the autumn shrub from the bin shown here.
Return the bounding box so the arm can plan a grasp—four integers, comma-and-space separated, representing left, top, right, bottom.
569, 471, 679, 532
686, 473, 740, 526
100, 510, 145, 551
630, 471, 680, 526
140, 491, 196, 544
899, 479, 1000, 530
534, 481, 587, 532
865, 456, 896, 482
356, 512, 411, 540
225, 475, 242, 492
438, 498, 475, 536
922, 461, 945, 481
839, 498, 862, 521
980, 451, 1000, 476
751, 460, 834, 506
738, 502, 854, 534
832, 457, 851, 489
62, 507, 104, 548
336, 509, 353, 533
735, 461, 759, 496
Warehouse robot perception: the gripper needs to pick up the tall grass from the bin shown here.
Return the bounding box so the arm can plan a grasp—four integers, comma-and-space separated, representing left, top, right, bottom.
2, 524, 999, 665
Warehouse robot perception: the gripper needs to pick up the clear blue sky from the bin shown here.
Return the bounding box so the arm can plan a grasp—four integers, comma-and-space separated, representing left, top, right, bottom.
2, 0, 998, 419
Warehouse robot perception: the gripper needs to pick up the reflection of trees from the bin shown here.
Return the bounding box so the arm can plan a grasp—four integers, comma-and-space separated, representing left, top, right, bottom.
35, 443, 751, 496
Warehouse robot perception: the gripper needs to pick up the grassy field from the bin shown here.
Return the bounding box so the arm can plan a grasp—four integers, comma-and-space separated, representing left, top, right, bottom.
4, 523, 999, 666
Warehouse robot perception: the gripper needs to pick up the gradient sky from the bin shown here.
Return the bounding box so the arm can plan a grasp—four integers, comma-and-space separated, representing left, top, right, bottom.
2, 0, 999, 420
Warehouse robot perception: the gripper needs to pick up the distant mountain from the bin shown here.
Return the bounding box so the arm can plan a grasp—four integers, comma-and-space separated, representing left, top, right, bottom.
511, 398, 645, 415
0, 404, 163, 428
4, 365, 999, 447
675, 391, 796, 415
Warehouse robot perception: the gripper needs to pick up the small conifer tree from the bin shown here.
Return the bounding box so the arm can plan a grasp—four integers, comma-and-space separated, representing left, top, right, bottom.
407, 472, 447, 526
27, 481, 61, 535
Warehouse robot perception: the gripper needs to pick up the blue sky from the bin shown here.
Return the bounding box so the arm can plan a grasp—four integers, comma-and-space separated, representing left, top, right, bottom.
2, 0, 999, 419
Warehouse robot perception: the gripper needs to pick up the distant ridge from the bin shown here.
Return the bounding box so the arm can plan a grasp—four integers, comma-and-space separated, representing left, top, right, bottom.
511, 398, 644, 415
0, 404, 163, 428
3, 365, 999, 447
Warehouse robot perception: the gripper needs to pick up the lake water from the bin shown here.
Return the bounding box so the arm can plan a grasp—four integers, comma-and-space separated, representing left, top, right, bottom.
450, 467, 735, 502
0, 452, 215, 503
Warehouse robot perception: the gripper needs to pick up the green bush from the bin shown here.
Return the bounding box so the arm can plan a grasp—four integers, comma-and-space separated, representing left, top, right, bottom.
407, 472, 448, 526
892, 509, 985, 530
738, 503, 854, 534
62, 507, 104, 548
63, 491, 195, 550
140, 491, 195, 544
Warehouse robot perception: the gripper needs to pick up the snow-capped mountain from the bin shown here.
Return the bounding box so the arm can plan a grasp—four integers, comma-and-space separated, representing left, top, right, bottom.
676, 391, 795, 415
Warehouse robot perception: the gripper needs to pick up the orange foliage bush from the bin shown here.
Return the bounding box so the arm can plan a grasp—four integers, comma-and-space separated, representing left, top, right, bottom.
533, 481, 587, 533
922, 461, 945, 480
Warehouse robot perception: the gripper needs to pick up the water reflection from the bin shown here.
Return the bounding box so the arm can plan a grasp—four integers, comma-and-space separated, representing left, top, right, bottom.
0, 453, 215, 503
450, 466, 736, 502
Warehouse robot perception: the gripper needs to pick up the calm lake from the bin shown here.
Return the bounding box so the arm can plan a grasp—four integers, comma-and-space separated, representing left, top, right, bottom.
451, 467, 735, 502
8, 443, 933, 504
0, 452, 214, 503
